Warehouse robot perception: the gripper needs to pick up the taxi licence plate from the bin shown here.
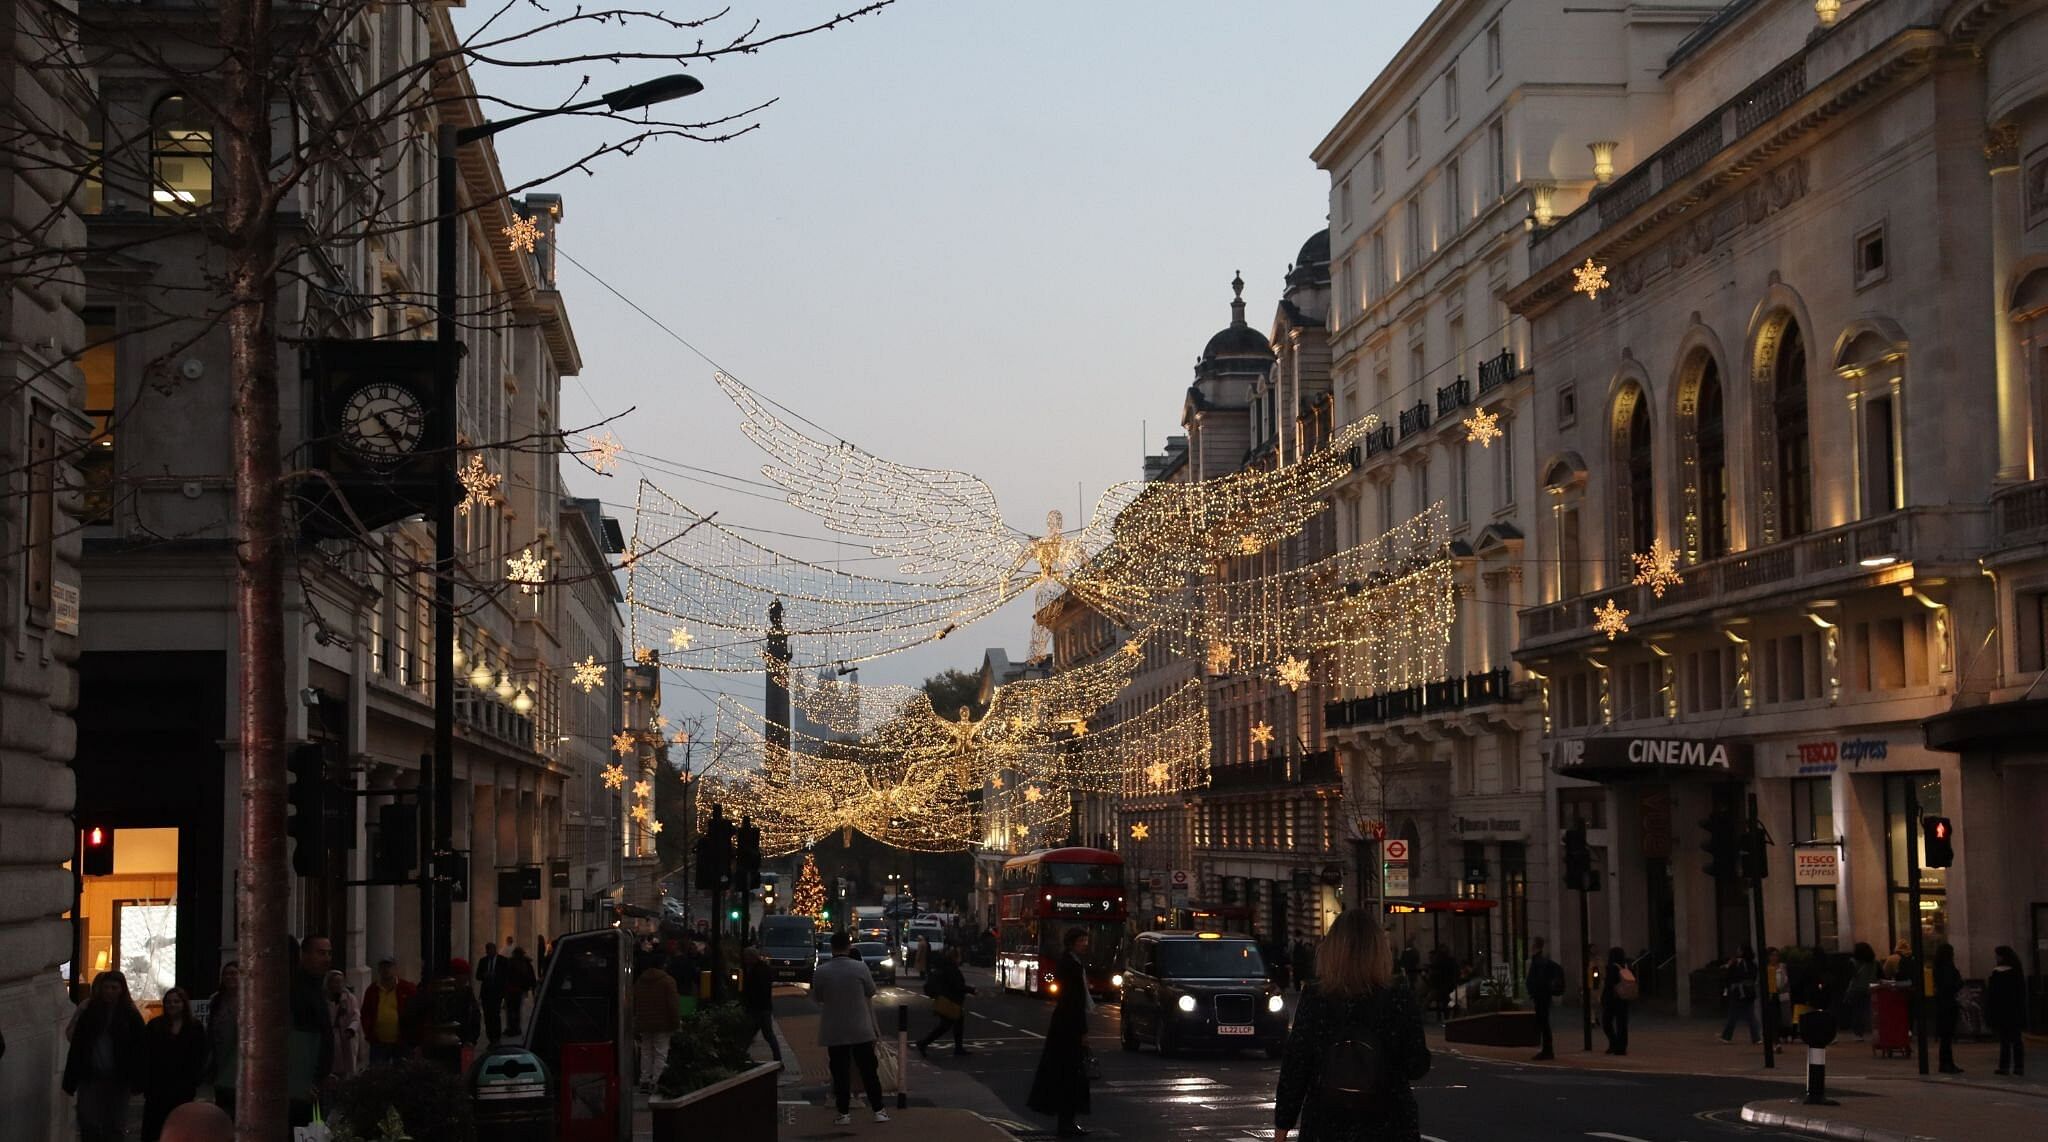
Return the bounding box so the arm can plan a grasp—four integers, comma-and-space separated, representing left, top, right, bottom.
1217, 1024, 1255, 1036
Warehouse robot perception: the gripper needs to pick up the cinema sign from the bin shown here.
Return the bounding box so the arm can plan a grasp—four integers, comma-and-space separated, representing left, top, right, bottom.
1549, 735, 1754, 780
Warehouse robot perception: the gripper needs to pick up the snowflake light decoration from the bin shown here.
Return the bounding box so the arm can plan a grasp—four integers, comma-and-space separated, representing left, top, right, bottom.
667, 626, 694, 651
632, 779, 652, 801
1130, 822, 1151, 841
652, 715, 670, 731
1572, 258, 1610, 299
1146, 761, 1170, 788
502, 214, 542, 254
671, 731, 691, 746
1024, 785, 1043, 803
1630, 538, 1684, 598
1462, 407, 1503, 448
506, 547, 547, 595
457, 453, 502, 516
1276, 656, 1311, 692
990, 774, 1004, 790
646, 819, 663, 835
1122, 638, 1144, 659
601, 763, 627, 789
634, 647, 657, 666
1250, 721, 1275, 748
1205, 640, 1234, 674
1594, 597, 1631, 640
629, 802, 651, 823
582, 432, 624, 475
611, 731, 637, 756
572, 656, 606, 693
1066, 716, 1088, 738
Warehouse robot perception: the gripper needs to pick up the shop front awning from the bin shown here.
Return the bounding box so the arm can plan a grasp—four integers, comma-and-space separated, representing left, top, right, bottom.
1383, 898, 1498, 915
1547, 734, 1753, 782
1923, 697, 2048, 753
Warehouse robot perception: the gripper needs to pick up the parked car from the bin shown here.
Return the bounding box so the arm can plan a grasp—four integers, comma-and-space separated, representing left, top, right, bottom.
853, 941, 898, 985
1118, 931, 1286, 1058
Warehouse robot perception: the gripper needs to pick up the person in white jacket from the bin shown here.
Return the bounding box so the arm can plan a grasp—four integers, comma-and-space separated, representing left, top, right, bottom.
811, 931, 891, 1126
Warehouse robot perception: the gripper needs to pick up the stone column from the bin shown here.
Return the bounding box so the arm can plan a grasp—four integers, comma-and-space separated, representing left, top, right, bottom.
1989, 124, 2029, 482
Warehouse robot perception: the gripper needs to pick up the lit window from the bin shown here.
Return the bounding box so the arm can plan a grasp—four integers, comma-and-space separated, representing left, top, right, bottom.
151, 95, 213, 214
78, 314, 117, 523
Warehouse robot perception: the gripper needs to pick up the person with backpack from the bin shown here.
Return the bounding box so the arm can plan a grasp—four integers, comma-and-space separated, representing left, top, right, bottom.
917, 946, 975, 1057
1720, 946, 1760, 1044
1599, 946, 1634, 1055
1274, 910, 1431, 1142
1525, 937, 1564, 1061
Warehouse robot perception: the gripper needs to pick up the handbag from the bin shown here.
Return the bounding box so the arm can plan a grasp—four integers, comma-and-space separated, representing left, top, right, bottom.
932, 997, 963, 1021
873, 1041, 901, 1092
1083, 1046, 1103, 1082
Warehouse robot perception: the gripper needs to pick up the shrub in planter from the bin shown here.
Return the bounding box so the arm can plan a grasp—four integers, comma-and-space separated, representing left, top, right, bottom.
1463, 975, 1522, 1016
655, 1001, 758, 1098
327, 1058, 474, 1142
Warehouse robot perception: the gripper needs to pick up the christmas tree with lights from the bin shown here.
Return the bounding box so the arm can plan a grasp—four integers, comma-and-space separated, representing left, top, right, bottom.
794, 851, 827, 921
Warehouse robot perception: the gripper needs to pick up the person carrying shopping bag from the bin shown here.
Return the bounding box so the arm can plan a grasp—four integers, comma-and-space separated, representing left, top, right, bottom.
917, 946, 976, 1057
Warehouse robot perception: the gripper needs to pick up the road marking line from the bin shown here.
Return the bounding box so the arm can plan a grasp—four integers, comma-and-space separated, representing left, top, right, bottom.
1422, 1135, 1453, 1142
1586, 1134, 1653, 1142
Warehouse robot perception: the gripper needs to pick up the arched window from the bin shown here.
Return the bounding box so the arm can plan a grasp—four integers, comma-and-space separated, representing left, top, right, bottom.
1774, 321, 1812, 538
1697, 361, 1729, 559
150, 95, 212, 215
1545, 459, 1583, 599
1626, 397, 1654, 556
1610, 384, 1653, 577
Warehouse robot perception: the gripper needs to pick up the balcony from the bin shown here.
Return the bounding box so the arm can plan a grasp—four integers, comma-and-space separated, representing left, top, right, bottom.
1993, 479, 2048, 550
1206, 749, 1341, 791
1476, 350, 1518, 395
1323, 668, 1516, 729
1363, 423, 1395, 458
1436, 377, 1472, 419
1398, 401, 1433, 440
1518, 507, 1989, 652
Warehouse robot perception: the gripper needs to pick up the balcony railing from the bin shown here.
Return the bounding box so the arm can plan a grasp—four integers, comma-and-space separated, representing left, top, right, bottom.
1206, 749, 1341, 790
1363, 423, 1395, 458
1398, 401, 1433, 439
1476, 350, 1518, 395
1323, 668, 1516, 728
1994, 479, 2048, 547
1518, 507, 1988, 649
1436, 377, 1471, 419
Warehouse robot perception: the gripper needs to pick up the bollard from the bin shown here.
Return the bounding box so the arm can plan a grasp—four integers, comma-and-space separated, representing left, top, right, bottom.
897, 1003, 911, 1108
1799, 1009, 1839, 1107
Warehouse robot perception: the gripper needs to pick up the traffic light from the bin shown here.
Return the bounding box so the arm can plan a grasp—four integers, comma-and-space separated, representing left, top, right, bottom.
734, 816, 762, 889
1562, 821, 1590, 891
1739, 818, 1771, 880
696, 803, 734, 891
1922, 816, 1954, 868
1700, 808, 1739, 880
762, 880, 778, 910
371, 802, 418, 882
287, 744, 327, 878
81, 824, 114, 877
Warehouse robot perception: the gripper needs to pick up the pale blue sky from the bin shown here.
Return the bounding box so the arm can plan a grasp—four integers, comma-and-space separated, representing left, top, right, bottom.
471, 0, 1438, 722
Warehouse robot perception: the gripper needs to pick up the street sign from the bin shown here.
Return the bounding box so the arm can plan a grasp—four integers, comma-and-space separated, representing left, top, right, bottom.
1356, 817, 1386, 841
1170, 869, 1189, 888
1383, 839, 1410, 863
1383, 864, 1410, 896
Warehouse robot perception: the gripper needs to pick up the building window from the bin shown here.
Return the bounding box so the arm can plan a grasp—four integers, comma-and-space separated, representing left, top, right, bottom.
1618, 387, 1655, 565
1775, 319, 1813, 538
150, 95, 213, 214
1556, 383, 1576, 428
1486, 20, 1503, 77
1854, 222, 1887, 289
1372, 230, 1389, 296
1338, 177, 1353, 228
1416, 452, 1432, 515
1882, 773, 1947, 953
1445, 156, 1463, 231
1498, 411, 1515, 506
1791, 778, 1839, 951
1862, 389, 1900, 515
1378, 479, 1396, 534
1546, 461, 1582, 599
1407, 194, 1424, 268
1454, 441, 1470, 524
1489, 119, 1506, 199
1696, 359, 1730, 560
1371, 146, 1385, 196
1406, 106, 1421, 164
1443, 66, 1459, 123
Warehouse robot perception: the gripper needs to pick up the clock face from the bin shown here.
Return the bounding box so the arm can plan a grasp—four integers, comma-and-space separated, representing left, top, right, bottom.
340, 382, 426, 462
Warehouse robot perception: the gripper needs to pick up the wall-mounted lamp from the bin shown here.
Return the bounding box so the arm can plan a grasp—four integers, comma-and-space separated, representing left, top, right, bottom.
1815, 0, 1842, 27
468, 659, 495, 690
1588, 141, 1618, 184
1530, 183, 1557, 227
1859, 554, 1899, 568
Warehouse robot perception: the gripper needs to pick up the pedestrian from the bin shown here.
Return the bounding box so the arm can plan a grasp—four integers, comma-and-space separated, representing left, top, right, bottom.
141, 986, 209, 1142
1027, 927, 1094, 1138
1273, 909, 1432, 1142
1932, 943, 1963, 1074
446, 958, 485, 1050
1882, 938, 1913, 982
632, 952, 681, 1092
739, 947, 788, 1072
1398, 941, 1422, 994
913, 934, 931, 981
359, 954, 415, 1066
812, 931, 891, 1125
205, 962, 238, 1117
1720, 946, 1760, 1044
1426, 946, 1457, 1023
503, 944, 538, 1036
65, 970, 145, 1142
1525, 937, 1563, 1060
1842, 943, 1877, 1041
288, 936, 337, 1128
475, 941, 505, 1043
1764, 947, 1790, 1042
324, 970, 361, 1077
1599, 946, 1630, 1055
1986, 945, 2026, 1076
917, 946, 976, 1057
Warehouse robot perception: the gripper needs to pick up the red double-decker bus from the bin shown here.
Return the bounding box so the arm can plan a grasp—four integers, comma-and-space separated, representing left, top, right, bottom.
996, 847, 1126, 998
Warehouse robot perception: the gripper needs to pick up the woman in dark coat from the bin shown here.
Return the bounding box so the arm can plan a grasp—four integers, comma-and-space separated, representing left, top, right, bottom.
1275, 909, 1431, 1142
64, 971, 146, 1142
1932, 943, 1964, 1073
1986, 945, 2026, 1076
141, 987, 209, 1141
1425, 947, 1457, 1022
1599, 946, 1630, 1056
1028, 927, 1095, 1137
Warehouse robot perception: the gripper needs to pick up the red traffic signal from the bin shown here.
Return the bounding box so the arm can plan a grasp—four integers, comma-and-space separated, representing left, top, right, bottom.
82, 825, 114, 876
1922, 816, 1954, 868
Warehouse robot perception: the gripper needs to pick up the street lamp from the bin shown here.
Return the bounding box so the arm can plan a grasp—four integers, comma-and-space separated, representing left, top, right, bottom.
424, 71, 702, 1058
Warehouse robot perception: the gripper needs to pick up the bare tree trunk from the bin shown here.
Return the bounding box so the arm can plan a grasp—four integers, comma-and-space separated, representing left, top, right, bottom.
221, 2, 286, 1139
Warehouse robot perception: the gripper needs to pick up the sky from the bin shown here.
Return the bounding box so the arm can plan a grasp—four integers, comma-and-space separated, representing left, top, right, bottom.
466, 0, 1438, 726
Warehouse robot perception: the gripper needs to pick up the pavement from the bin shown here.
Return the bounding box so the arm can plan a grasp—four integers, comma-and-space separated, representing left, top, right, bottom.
1436, 1005, 2048, 1142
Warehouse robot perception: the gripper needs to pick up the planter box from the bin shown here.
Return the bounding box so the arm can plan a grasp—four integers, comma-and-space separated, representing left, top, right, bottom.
650, 1061, 781, 1142
1443, 1010, 1541, 1048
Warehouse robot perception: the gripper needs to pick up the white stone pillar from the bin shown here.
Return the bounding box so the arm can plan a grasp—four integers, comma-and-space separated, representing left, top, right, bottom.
1989, 126, 2029, 481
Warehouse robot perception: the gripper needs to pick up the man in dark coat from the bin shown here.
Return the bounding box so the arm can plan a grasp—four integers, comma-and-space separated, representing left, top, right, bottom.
1525, 937, 1564, 1060
1028, 927, 1094, 1137
475, 941, 505, 1043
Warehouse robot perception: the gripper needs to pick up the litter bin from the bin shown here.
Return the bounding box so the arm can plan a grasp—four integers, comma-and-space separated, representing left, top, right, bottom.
471, 1046, 555, 1142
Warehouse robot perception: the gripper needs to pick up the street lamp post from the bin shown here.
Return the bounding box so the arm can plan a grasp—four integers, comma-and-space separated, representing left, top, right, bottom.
426, 72, 702, 1063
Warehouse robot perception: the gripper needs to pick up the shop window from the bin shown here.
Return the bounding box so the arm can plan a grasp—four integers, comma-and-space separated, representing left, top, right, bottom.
150, 95, 213, 214
1882, 773, 1947, 953
1791, 778, 1839, 950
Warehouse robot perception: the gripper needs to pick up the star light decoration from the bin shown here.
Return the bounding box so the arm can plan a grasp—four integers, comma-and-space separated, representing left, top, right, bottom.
1462, 407, 1503, 448
1594, 597, 1631, 640
506, 547, 547, 595
634, 647, 658, 666
1024, 785, 1043, 803
502, 214, 542, 254
1130, 822, 1151, 841
667, 626, 694, 651
611, 731, 637, 756
632, 779, 653, 801
1572, 258, 1611, 299
1122, 638, 1144, 659
629, 802, 651, 823
1630, 539, 1684, 598
1206, 640, 1234, 675
646, 819, 663, 835
1238, 534, 1265, 555
1145, 761, 1171, 788
582, 432, 624, 475
601, 764, 627, 789
1250, 721, 1276, 748
571, 656, 606, 693
457, 453, 502, 515
1276, 656, 1311, 692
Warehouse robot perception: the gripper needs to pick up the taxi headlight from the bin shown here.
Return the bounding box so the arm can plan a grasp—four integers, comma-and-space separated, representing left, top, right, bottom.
1268, 994, 1285, 1013
1111, 973, 1125, 988
1176, 994, 1198, 1014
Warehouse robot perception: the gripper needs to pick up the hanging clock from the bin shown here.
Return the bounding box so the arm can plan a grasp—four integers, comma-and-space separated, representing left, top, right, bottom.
339, 381, 427, 463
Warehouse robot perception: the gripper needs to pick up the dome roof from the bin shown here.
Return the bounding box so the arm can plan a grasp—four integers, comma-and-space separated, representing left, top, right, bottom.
1199, 272, 1274, 364
1295, 228, 1330, 270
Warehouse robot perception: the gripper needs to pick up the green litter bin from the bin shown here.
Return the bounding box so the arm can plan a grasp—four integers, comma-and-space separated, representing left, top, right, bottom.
470, 1047, 555, 1142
